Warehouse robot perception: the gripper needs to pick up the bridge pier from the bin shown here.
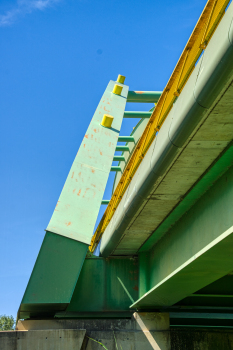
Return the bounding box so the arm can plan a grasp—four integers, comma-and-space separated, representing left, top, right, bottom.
8, 313, 170, 350
2, 314, 233, 349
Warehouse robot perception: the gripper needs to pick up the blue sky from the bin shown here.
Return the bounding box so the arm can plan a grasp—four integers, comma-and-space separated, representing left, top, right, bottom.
0, 0, 207, 318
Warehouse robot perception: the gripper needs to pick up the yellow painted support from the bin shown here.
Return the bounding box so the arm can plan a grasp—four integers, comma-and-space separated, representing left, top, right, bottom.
117, 75, 125, 84
101, 114, 114, 128
89, 0, 231, 254
112, 84, 123, 96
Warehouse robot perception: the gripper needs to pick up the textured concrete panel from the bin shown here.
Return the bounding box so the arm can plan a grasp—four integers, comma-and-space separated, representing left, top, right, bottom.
170, 328, 233, 350
0, 329, 86, 350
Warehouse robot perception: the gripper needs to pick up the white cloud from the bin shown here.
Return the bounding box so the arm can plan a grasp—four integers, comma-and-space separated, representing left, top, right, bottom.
0, 0, 61, 26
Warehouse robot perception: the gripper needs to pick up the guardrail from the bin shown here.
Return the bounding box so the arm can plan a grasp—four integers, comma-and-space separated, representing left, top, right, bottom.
89, 0, 231, 253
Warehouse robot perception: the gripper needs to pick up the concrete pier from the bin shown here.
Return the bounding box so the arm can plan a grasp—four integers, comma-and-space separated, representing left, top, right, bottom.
1, 313, 233, 349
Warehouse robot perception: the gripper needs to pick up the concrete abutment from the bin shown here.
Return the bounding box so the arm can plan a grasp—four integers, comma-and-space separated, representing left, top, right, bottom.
1, 313, 233, 349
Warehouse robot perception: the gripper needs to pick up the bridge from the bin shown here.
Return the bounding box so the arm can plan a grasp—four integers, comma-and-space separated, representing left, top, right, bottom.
2, 0, 233, 349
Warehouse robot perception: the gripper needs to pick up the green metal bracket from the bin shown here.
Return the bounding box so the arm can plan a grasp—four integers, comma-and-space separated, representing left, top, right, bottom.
113, 156, 125, 162
127, 91, 162, 103
124, 111, 152, 118
118, 136, 135, 142
116, 145, 130, 152
111, 166, 122, 172
101, 200, 110, 205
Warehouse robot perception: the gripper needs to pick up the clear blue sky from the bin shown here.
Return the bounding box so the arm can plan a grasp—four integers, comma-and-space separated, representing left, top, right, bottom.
0, 0, 206, 318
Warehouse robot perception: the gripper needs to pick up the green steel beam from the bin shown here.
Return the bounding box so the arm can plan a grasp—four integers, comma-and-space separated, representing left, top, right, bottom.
18, 80, 129, 319
124, 111, 152, 118
116, 146, 130, 152
118, 136, 135, 142
113, 156, 125, 162
131, 224, 233, 309
127, 91, 162, 103
55, 257, 139, 317
170, 312, 233, 320
176, 275, 233, 307
132, 163, 233, 309
101, 200, 110, 205
111, 166, 122, 172
19, 232, 87, 319
190, 294, 233, 298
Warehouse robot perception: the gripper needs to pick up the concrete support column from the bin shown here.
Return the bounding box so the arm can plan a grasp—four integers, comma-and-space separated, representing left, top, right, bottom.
132, 312, 171, 350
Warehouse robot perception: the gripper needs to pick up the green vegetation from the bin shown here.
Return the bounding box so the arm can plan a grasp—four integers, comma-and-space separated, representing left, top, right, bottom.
0, 315, 15, 331
87, 331, 123, 349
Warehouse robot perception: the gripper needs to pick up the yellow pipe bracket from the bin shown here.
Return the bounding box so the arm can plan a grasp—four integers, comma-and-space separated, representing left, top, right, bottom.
101, 114, 114, 128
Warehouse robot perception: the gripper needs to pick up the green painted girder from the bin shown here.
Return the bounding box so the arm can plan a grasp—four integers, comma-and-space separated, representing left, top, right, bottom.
19, 231, 87, 319
124, 111, 152, 118
18, 80, 129, 319
133, 160, 233, 309
111, 166, 122, 172
176, 275, 233, 307
55, 257, 139, 317
127, 91, 162, 103
131, 225, 233, 309
118, 136, 135, 142
116, 145, 130, 152
113, 156, 125, 162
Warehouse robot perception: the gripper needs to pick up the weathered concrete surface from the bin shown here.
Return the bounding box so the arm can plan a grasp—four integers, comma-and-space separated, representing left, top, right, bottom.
5, 315, 233, 349
15, 313, 171, 350
84, 330, 170, 350
0, 329, 86, 350
17, 312, 170, 332
170, 328, 233, 350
